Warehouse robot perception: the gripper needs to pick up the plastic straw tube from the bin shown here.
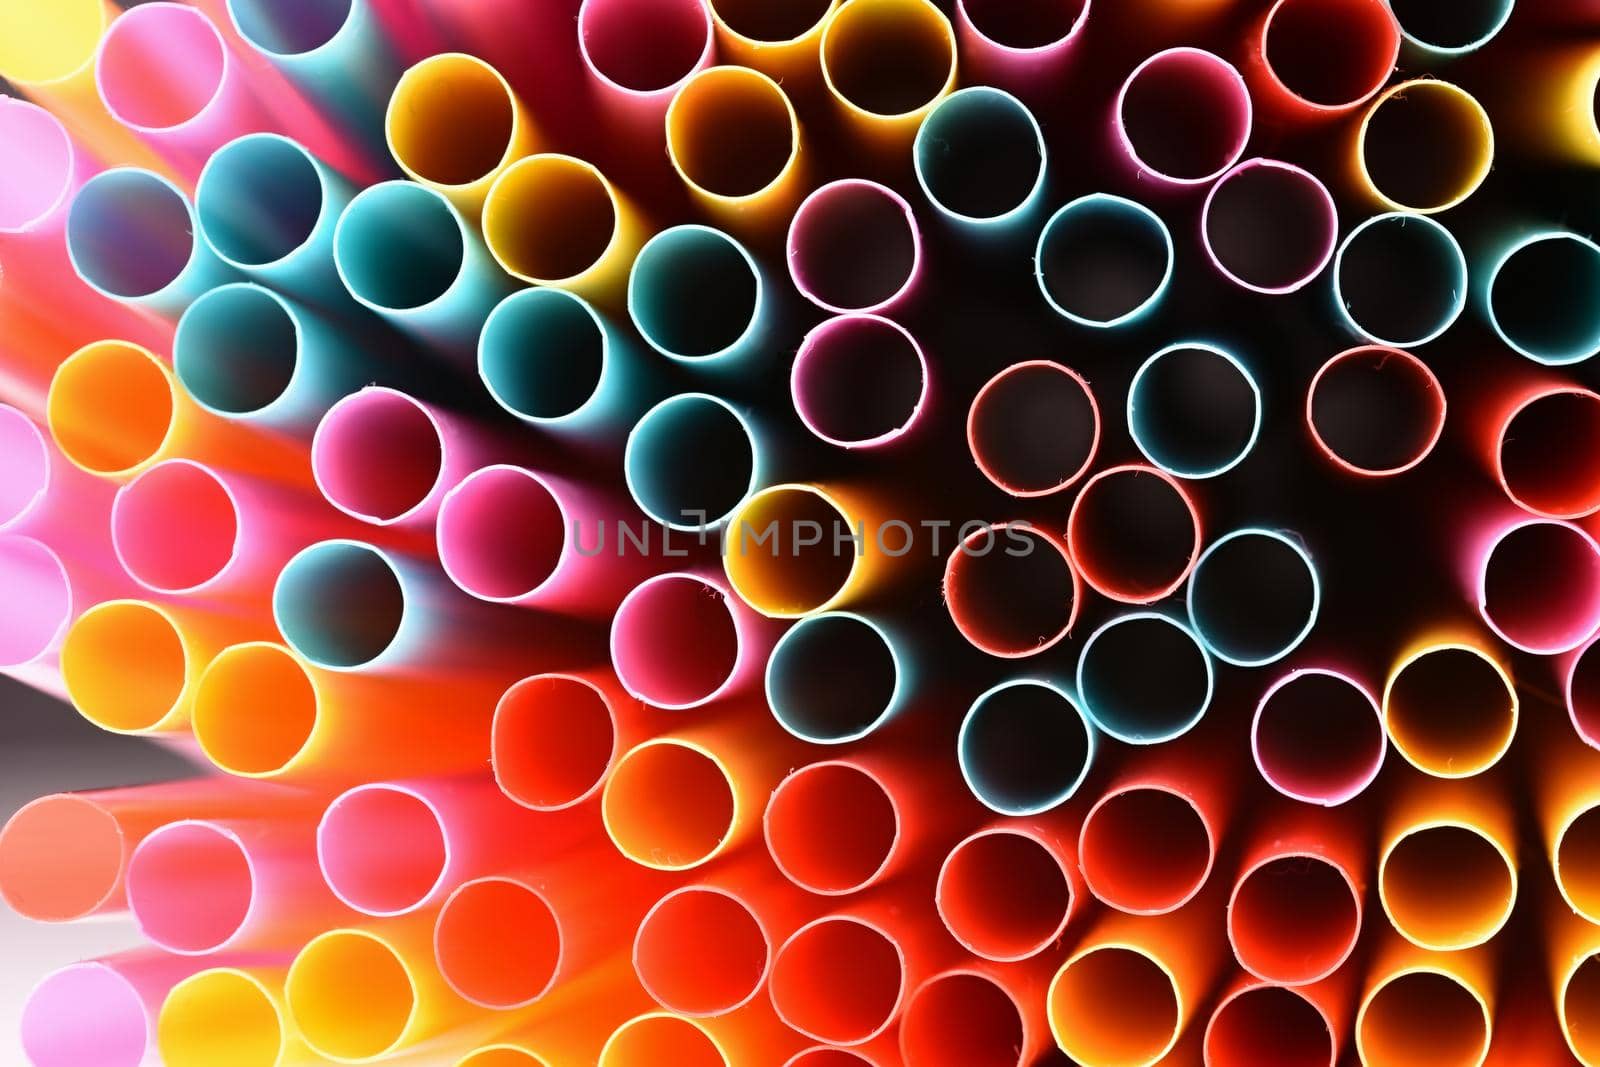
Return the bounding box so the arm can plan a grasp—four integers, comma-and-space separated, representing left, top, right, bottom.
66, 167, 231, 316
943, 523, 1082, 657
1047, 943, 1185, 1067
1076, 612, 1214, 744
21, 956, 190, 1067
1484, 232, 1600, 365
820, 0, 956, 147
786, 1050, 879, 1067
0, 404, 117, 563
1035, 194, 1173, 327
458, 1047, 550, 1067
633, 886, 770, 1015
1560, 948, 1600, 1067
1128, 342, 1262, 479
1554, 800, 1600, 922
624, 392, 760, 530
578, 0, 714, 120
958, 679, 1095, 815
195, 134, 350, 295
482, 154, 639, 302
1254, 668, 1385, 804
311, 387, 482, 528
707, 0, 838, 82
94, 3, 269, 177
967, 361, 1099, 496
1355, 957, 1492, 1067
0, 535, 72, 671
935, 827, 1075, 961
1204, 984, 1335, 1067
900, 970, 1038, 1067
386, 53, 532, 212
1379, 821, 1516, 950
1201, 159, 1336, 294
1250, 0, 1399, 117
271, 539, 412, 671
333, 179, 508, 351
175, 283, 357, 429
1186, 528, 1320, 667
627, 224, 765, 363
1569, 636, 1600, 749
126, 819, 330, 955
1067, 465, 1201, 603
60, 600, 205, 733
1114, 48, 1250, 185
1079, 784, 1214, 914
667, 66, 802, 227
1389, 0, 1513, 56
763, 760, 900, 895
158, 967, 296, 1067
318, 777, 550, 917
110, 460, 242, 594
479, 288, 616, 429
492, 673, 617, 811
610, 573, 758, 709
1228, 850, 1361, 983
1382, 639, 1517, 777
46, 340, 179, 478
1306, 345, 1447, 477
955, 0, 1090, 83
0, 793, 135, 922
192, 641, 495, 780
1476, 518, 1600, 654
765, 611, 905, 743
599, 1014, 728, 1067
434, 876, 563, 1009
1357, 80, 1494, 214
913, 87, 1045, 229
1495, 386, 1600, 517
1333, 212, 1467, 348
791, 314, 929, 448
602, 738, 740, 870
724, 483, 873, 618
769, 915, 906, 1046
787, 179, 921, 314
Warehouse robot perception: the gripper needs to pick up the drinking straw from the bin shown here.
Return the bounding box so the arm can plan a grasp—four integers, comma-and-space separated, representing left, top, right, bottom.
765, 611, 906, 743
1306, 345, 1447, 476
1253, 668, 1386, 804
386, 53, 533, 212
1382, 638, 1518, 777
935, 826, 1076, 962
763, 760, 900, 895
434, 876, 563, 1009
632, 885, 770, 1015
1332, 212, 1467, 347
1035, 195, 1173, 327
957, 679, 1095, 815
790, 314, 929, 449
1076, 612, 1214, 744
787, 179, 922, 314
967, 361, 1100, 496
666, 66, 803, 230
913, 87, 1046, 229
1357, 80, 1494, 214
1114, 48, 1250, 185
943, 523, 1082, 658
1248, 0, 1399, 119
820, 0, 956, 152
1066, 465, 1201, 603
1078, 783, 1215, 914
1201, 159, 1337, 295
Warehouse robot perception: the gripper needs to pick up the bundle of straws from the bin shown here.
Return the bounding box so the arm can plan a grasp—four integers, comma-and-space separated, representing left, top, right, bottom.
5, 0, 1600, 1063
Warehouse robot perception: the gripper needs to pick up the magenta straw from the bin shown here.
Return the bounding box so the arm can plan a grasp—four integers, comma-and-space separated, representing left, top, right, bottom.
1113, 47, 1252, 186
578, 0, 714, 134
21, 954, 195, 1067
787, 179, 923, 314
1202, 159, 1337, 294
791, 314, 930, 449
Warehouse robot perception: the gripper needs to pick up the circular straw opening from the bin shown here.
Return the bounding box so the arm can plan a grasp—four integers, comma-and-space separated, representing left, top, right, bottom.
193, 643, 318, 777
1479, 520, 1600, 654
936, 828, 1073, 961
21, 964, 151, 1067
1128, 343, 1261, 479
1488, 234, 1600, 365
579, 0, 712, 94
1048, 946, 1181, 1067
960, 0, 1089, 50
1384, 644, 1516, 777
1080, 785, 1212, 914
1254, 669, 1384, 803
485, 155, 619, 285
0, 98, 74, 232
792, 315, 927, 448
1262, 0, 1399, 110
1205, 985, 1334, 1067
1307, 346, 1446, 476
480, 289, 607, 422
48, 342, 174, 476
1117, 48, 1250, 183
127, 822, 253, 954
197, 135, 325, 269
287, 930, 416, 1062
1334, 213, 1467, 347
1359, 81, 1493, 213
788, 180, 919, 313
629, 226, 760, 360
959, 680, 1094, 815
1499, 389, 1600, 517
313, 389, 444, 524
1570, 637, 1600, 748
61, 601, 187, 732
1187, 529, 1319, 666
600, 1015, 726, 1067
0, 794, 125, 921
273, 541, 406, 670
610, 574, 742, 708
159, 969, 286, 1067
625, 393, 757, 530
1564, 953, 1600, 1066
822, 0, 954, 118
97, 4, 226, 131
318, 784, 447, 915
771, 917, 905, 1045
175, 285, 301, 417
1556, 805, 1600, 921
602, 740, 737, 870
944, 524, 1081, 657
1380, 822, 1515, 950
0, 537, 69, 668
493, 674, 616, 810
634, 887, 768, 1015
765, 761, 899, 894
1036, 195, 1172, 327
668, 67, 797, 200
387, 54, 517, 188
1389, 0, 1512, 53
1067, 465, 1201, 603
900, 972, 1025, 1067
113, 461, 239, 592
1357, 969, 1489, 1067
334, 182, 465, 311
766, 612, 901, 743
1229, 854, 1360, 983
227, 0, 353, 56
914, 88, 1044, 223
0, 406, 48, 530
709, 0, 835, 43
438, 466, 567, 602
968, 361, 1099, 495
66, 169, 197, 299
458, 1049, 547, 1067
725, 485, 859, 618
1202, 160, 1336, 294
1077, 613, 1213, 744
435, 877, 562, 1009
